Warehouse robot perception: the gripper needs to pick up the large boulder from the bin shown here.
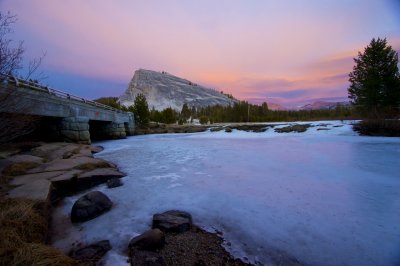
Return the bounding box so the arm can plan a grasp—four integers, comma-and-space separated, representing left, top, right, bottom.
70, 240, 111, 264
152, 210, 192, 233
129, 229, 165, 251
71, 191, 112, 223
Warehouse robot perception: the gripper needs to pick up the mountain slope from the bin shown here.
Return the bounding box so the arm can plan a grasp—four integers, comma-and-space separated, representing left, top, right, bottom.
300, 101, 350, 110
119, 69, 236, 111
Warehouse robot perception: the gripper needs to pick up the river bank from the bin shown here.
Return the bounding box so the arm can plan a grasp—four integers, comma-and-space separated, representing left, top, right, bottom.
0, 141, 252, 265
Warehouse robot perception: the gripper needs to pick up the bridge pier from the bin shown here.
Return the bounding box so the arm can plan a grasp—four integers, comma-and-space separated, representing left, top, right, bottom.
125, 120, 135, 136
103, 122, 127, 139
60, 116, 91, 144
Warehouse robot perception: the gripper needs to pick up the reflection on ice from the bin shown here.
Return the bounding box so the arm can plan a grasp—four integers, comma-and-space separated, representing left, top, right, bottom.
52, 121, 400, 265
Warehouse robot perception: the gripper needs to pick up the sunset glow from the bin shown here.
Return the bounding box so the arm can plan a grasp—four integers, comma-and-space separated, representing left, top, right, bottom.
2, 0, 400, 107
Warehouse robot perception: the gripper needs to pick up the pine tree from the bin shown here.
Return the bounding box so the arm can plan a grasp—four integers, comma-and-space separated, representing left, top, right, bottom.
180, 103, 191, 121
162, 107, 176, 124
348, 38, 400, 117
132, 93, 150, 125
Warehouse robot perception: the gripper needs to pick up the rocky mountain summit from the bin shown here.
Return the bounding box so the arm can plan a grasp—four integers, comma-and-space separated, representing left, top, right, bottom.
119, 69, 236, 111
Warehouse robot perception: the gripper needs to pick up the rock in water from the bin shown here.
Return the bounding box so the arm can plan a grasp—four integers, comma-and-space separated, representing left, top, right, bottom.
119, 69, 236, 111
152, 210, 192, 233
129, 229, 165, 251
70, 240, 111, 264
71, 191, 112, 223
107, 177, 123, 188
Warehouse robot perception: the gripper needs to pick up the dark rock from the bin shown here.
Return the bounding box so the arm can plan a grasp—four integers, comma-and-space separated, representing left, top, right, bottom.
225, 127, 232, 133
129, 229, 165, 251
152, 210, 192, 233
274, 124, 311, 133
231, 124, 269, 132
317, 128, 330, 131
70, 240, 111, 264
90, 145, 104, 154
107, 177, 123, 188
130, 250, 165, 266
71, 191, 112, 223
253, 128, 267, 133
210, 127, 223, 132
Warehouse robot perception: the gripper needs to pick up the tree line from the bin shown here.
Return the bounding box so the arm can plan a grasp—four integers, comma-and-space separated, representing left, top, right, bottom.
94, 95, 357, 126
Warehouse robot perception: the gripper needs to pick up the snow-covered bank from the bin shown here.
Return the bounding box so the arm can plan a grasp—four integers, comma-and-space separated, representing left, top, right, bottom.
52, 120, 400, 265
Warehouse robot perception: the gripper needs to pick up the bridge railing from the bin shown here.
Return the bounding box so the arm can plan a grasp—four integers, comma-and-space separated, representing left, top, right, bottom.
0, 73, 127, 113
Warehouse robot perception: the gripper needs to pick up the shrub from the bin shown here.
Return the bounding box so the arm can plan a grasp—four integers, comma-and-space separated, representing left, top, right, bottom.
199, 116, 209, 125
353, 119, 400, 136
11, 243, 78, 266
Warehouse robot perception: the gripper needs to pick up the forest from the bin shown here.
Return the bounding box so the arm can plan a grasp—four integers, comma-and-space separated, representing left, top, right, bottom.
94, 97, 356, 125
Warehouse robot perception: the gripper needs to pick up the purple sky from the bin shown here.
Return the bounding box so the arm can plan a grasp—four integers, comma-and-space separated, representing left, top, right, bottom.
2, 0, 400, 107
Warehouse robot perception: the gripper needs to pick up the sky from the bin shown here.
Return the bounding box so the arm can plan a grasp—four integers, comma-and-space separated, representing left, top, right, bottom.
2, 0, 400, 108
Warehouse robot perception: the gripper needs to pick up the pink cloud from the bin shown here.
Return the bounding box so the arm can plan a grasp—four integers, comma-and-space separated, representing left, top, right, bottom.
2, 0, 399, 106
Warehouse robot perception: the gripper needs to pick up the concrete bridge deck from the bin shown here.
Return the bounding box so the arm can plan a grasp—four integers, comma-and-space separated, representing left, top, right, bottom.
0, 74, 135, 144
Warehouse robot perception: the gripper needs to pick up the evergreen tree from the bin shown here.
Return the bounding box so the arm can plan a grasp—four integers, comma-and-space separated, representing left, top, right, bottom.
348, 38, 400, 116
162, 107, 176, 124
94, 97, 125, 110
181, 103, 191, 121
132, 93, 150, 125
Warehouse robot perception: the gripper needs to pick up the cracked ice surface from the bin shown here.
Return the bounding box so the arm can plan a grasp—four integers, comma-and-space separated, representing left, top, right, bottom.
51, 121, 400, 265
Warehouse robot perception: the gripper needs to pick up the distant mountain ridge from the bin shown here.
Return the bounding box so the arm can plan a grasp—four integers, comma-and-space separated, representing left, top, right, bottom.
299, 101, 350, 110
119, 69, 236, 111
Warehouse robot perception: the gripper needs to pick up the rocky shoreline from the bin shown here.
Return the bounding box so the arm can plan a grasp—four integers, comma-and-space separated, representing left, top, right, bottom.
0, 141, 254, 265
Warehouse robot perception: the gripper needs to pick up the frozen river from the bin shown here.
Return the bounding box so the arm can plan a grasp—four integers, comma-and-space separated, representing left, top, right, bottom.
52, 121, 400, 265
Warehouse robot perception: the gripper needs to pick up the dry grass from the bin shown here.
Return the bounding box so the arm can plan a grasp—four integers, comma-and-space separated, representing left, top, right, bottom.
74, 161, 111, 171
0, 198, 79, 265
0, 175, 15, 197
2, 161, 40, 176
0, 198, 47, 243
11, 243, 80, 266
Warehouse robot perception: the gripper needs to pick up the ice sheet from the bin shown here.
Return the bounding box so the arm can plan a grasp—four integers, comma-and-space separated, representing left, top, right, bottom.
51, 121, 400, 265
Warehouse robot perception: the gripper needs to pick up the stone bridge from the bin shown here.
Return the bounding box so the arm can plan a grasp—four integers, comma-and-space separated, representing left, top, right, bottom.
0, 74, 135, 144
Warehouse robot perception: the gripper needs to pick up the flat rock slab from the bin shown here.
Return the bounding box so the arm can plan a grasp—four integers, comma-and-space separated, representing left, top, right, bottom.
72, 168, 125, 192
31, 142, 81, 160
27, 157, 112, 173
50, 170, 83, 183
10, 171, 67, 186
7, 154, 44, 164
8, 179, 52, 201
70, 148, 92, 158
79, 168, 125, 179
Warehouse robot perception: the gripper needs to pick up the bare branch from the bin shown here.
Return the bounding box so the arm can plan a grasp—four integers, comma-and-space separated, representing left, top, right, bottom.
25, 50, 47, 81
